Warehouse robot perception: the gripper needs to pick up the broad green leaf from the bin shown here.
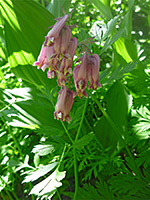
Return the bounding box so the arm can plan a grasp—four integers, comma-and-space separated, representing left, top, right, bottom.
94, 81, 131, 149
0, 0, 55, 86
119, 0, 135, 39
22, 162, 58, 183
47, 0, 71, 17
89, 0, 112, 19
0, 87, 63, 130
113, 37, 138, 63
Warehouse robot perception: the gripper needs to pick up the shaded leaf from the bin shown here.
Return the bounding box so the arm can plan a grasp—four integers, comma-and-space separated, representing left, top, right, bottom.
94, 82, 131, 149
74, 132, 94, 150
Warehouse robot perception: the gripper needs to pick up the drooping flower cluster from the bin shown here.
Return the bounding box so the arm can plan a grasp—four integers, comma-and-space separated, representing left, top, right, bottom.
33, 14, 101, 122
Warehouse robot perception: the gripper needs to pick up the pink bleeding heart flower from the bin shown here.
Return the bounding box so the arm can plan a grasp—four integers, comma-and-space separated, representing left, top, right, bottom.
33, 45, 48, 69
44, 15, 69, 46
57, 72, 66, 86
73, 51, 88, 98
47, 68, 56, 79
60, 37, 78, 74
54, 25, 72, 59
46, 45, 58, 72
54, 86, 74, 122
87, 54, 101, 90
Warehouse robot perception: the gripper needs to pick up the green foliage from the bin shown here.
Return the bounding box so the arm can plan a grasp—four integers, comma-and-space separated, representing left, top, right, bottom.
0, 0, 150, 199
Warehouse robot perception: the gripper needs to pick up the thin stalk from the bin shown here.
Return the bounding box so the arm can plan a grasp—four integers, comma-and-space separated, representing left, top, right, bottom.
5, 189, 13, 200
61, 121, 73, 144
91, 103, 99, 120
0, 176, 20, 200
7, 124, 24, 158
75, 99, 88, 142
0, 103, 12, 113
73, 148, 78, 200
41, 0, 45, 7
93, 95, 143, 178
73, 99, 88, 200
56, 189, 61, 200
58, 143, 67, 168
0, 190, 5, 200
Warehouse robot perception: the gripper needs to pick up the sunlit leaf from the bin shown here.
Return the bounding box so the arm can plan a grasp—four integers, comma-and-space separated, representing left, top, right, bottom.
29, 168, 66, 198
0, 87, 63, 130
32, 144, 56, 156
0, 0, 55, 86
22, 162, 58, 183
113, 37, 138, 63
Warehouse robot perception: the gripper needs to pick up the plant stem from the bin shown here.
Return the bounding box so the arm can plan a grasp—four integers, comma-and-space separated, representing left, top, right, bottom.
73, 99, 88, 200
57, 189, 61, 200
41, 0, 45, 7
61, 121, 74, 144
73, 148, 78, 200
75, 99, 88, 142
93, 95, 142, 178
5, 189, 13, 200
0, 190, 5, 200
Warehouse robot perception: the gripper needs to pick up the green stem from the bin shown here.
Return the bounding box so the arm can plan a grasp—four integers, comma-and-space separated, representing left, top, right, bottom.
73, 100, 88, 200
1, 190, 5, 200
58, 143, 67, 168
75, 99, 88, 142
61, 121, 73, 144
41, 0, 45, 7
57, 189, 61, 200
73, 148, 78, 200
93, 95, 142, 178
0, 176, 20, 200
91, 103, 99, 120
